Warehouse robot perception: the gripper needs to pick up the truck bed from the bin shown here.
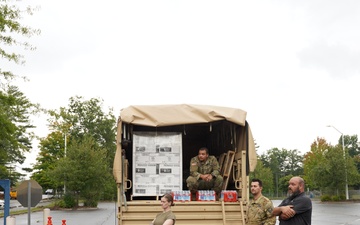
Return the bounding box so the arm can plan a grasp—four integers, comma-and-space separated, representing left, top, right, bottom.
117, 199, 247, 225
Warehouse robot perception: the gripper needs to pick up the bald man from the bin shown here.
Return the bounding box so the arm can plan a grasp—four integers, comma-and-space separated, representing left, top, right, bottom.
272, 176, 312, 225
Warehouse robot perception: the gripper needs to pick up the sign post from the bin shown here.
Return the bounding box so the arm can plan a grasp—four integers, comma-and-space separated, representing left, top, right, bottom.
0, 179, 10, 225
17, 180, 43, 225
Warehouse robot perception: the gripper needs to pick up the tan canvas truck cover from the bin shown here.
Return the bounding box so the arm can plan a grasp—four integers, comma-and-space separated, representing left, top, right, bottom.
113, 104, 257, 184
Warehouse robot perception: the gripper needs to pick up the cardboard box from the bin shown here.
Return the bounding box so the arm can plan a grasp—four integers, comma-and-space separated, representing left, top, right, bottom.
221, 190, 237, 202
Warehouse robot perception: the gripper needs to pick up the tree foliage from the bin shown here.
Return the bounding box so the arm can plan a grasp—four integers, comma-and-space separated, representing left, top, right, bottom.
48, 135, 108, 207
31, 131, 65, 191
0, 85, 39, 182
260, 148, 303, 176
249, 159, 274, 196
278, 174, 294, 194
1, 0, 40, 80
345, 135, 360, 157
303, 136, 360, 196
47, 96, 116, 165
0, 0, 40, 184
343, 135, 360, 180
303, 137, 329, 190
259, 147, 304, 196
32, 96, 117, 205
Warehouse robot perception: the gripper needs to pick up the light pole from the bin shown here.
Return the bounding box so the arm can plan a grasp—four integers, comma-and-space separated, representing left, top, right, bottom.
327, 125, 349, 200
64, 133, 67, 194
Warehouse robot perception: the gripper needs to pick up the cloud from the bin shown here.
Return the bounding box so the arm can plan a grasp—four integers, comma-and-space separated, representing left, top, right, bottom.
7, 0, 360, 172
290, 1, 360, 79
298, 42, 360, 79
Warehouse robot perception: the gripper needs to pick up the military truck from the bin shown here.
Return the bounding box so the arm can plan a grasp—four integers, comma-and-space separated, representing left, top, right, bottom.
113, 104, 257, 225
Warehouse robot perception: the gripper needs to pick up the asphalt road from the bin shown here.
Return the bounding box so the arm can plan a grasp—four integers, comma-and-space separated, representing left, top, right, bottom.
273, 199, 360, 225
2, 199, 360, 225
1, 201, 118, 225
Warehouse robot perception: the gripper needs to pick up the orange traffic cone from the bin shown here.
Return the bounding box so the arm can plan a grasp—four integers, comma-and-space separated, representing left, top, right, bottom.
47, 216, 52, 225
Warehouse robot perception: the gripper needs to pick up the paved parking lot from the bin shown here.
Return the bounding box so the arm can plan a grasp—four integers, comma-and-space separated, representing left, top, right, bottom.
1, 201, 117, 225
273, 199, 360, 225
2, 199, 360, 225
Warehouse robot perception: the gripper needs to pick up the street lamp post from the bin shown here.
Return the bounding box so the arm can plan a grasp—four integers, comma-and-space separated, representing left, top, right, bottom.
64, 133, 67, 194
327, 125, 349, 200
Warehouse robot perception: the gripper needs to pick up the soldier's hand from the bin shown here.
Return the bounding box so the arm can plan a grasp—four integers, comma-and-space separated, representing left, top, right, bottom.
202, 174, 212, 181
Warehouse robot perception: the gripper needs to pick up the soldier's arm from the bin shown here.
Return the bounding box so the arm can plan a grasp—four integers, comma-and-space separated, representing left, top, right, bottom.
262, 200, 276, 225
210, 156, 221, 177
263, 216, 276, 225
189, 158, 200, 179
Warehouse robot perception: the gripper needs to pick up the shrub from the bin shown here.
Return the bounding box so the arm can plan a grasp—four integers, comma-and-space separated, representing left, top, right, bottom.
339, 194, 346, 200
331, 195, 341, 201
320, 194, 331, 201
63, 193, 77, 208
84, 199, 98, 207
54, 199, 66, 208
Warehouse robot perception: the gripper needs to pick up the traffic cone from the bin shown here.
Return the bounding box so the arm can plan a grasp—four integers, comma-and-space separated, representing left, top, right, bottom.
47, 216, 52, 225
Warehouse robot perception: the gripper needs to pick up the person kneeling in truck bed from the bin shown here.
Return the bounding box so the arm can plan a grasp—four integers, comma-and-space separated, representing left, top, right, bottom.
186, 147, 223, 200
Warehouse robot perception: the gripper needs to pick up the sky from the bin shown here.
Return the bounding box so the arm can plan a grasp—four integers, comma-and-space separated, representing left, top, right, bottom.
4, 0, 360, 173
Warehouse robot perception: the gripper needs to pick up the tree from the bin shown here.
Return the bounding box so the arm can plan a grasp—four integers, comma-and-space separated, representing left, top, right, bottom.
31, 131, 65, 192
1, 0, 40, 80
1, 0, 40, 182
48, 135, 108, 207
304, 137, 360, 197
0, 85, 39, 182
47, 96, 116, 165
249, 159, 274, 196
343, 135, 360, 186
285, 149, 304, 175
261, 148, 303, 176
278, 174, 294, 194
347, 135, 360, 188
303, 137, 330, 191
32, 96, 117, 203
324, 145, 347, 195
343, 135, 359, 157
260, 147, 304, 196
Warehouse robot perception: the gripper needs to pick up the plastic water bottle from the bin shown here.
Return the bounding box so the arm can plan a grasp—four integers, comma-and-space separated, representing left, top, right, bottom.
184, 190, 191, 201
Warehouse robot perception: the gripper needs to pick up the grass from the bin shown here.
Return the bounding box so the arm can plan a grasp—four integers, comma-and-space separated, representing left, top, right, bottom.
352, 195, 360, 200
0, 201, 56, 218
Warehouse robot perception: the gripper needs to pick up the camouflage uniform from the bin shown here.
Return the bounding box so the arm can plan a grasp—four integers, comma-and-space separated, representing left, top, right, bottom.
186, 155, 223, 194
246, 195, 276, 225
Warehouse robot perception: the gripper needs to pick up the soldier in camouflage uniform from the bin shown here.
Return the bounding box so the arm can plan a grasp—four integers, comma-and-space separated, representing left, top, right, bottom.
246, 178, 276, 225
186, 147, 223, 198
